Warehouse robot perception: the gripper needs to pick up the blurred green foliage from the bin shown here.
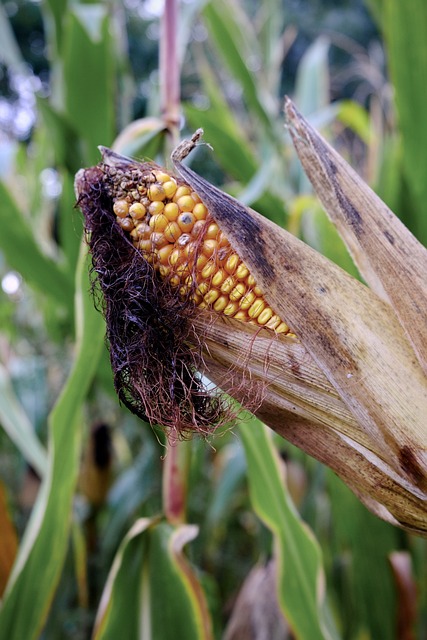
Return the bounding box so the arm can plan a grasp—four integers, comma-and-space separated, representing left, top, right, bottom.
0, 0, 425, 639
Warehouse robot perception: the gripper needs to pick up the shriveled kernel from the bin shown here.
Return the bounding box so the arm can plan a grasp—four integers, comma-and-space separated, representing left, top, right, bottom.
177, 212, 196, 232
248, 299, 265, 319
173, 185, 192, 201
164, 221, 181, 243
129, 202, 146, 219
220, 276, 236, 294
213, 295, 229, 313
204, 289, 221, 306
211, 269, 227, 288
164, 202, 179, 221
235, 264, 250, 280
169, 274, 180, 287
224, 302, 239, 317
148, 201, 164, 216
177, 195, 195, 212
148, 184, 166, 201
258, 307, 274, 325
113, 199, 129, 218
202, 239, 218, 258
135, 222, 151, 239
229, 283, 246, 301
151, 232, 168, 248
193, 203, 208, 220
225, 253, 240, 274
177, 233, 191, 247
239, 291, 256, 310
149, 213, 169, 233
191, 220, 207, 238
157, 244, 174, 265
266, 315, 281, 330
119, 218, 134, 232
162, 180, 177, 198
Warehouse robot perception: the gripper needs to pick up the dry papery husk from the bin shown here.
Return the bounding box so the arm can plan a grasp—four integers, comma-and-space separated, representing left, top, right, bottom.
172, 108, 427, 536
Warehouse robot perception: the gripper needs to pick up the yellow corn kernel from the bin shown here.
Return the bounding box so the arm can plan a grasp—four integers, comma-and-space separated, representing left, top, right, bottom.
177, 195, 195, 212
202, 239, 218, 258
148, 184, 166, 201
164, 202, 179, 221
201, 261, 217, 280
177, 212, 196, 232
205, 223, 220, 240
235, 264, 250, 280
113, 199, 129, 218
129, 202, 146, 219
224, 253, 240, 274
224, 301, 239, 317
239, 291, 256, 310
220, 276, 235, 295
211, 269, 227, 288
195, 253, 209, 272
204, 289, 221, 306
229, 283, 246, 302
173, 185, 192, 201
197, 281, 210, 296
213, 295, 229, 313
193, 203, 208, 220
148, 201, 164, 216
157, 244, 174, 265
276, 322, 290, 334
163, 180, 177, 198
154, 171, 171, 183
149, 213, 169, 233
233, 310, 248, 322
191, 191, 201, 203
247, 275, 256, 287
248, 299, 265, 319
253, 286, 263, 296
164, 221, 181, 243
258, 307, 274, 325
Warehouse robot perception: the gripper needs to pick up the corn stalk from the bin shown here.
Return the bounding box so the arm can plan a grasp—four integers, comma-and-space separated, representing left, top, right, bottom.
171, 101, 427, 535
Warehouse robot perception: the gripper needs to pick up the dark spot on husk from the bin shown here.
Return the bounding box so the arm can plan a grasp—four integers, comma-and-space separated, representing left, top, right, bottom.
399, 445, 426, 487
383, 230, 395, 245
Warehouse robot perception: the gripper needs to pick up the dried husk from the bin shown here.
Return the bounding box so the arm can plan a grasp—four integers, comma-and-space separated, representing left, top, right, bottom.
172, 120, 427, 535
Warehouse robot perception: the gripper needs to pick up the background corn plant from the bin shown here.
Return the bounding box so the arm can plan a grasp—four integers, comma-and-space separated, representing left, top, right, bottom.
0, 0, 426, 638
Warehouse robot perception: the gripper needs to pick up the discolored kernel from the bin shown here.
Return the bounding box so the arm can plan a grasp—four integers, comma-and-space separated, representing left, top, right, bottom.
148, 184, 166, 201
129, 202, 146, 219
148, 201, 164, 216
113, 199, 130, 218
177, 212, 196, 232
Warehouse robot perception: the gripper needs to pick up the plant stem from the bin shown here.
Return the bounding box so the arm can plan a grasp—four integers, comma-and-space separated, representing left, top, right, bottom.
160, 0, 180, 150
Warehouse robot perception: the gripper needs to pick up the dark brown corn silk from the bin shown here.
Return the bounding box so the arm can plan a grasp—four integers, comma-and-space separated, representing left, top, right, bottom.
76, 161, 227, 437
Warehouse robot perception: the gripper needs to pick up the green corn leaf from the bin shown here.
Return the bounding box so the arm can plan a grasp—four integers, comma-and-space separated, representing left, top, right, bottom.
63, 5, 115, 165
239, 419, 339, 640
0, 182, 73, 310
94, 520, 213, 640
383, 0, 427, 244
0, 364, 47, 478
0, 244, 105, 640
202, 0, 277, 143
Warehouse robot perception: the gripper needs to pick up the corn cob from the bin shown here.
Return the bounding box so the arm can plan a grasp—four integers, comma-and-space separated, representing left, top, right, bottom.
106, 164, 291, 334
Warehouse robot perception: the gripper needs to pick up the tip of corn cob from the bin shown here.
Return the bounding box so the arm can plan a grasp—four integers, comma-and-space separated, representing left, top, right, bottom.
75, 151, 291, 436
